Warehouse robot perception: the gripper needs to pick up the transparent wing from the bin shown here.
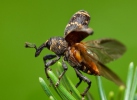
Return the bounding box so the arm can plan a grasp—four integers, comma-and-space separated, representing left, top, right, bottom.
95, 61, 125, 86
64, 10, 93, 45
73, 43, 125, 86
82, 38, 126, 64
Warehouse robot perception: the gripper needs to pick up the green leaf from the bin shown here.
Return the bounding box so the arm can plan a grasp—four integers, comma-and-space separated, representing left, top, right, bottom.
124, 62, 134, 100
39, 77, 56, 100
47, 69, 77, 100
97, 76, 107, 100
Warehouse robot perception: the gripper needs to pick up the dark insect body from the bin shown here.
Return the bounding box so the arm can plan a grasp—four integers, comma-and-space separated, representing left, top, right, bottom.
25, 10, 126, 97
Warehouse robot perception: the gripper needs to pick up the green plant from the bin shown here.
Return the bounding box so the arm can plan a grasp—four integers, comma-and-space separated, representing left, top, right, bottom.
39, 62, 137, 100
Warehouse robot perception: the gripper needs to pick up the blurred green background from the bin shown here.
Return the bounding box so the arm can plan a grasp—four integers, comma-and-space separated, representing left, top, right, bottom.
0, 0, 137, 100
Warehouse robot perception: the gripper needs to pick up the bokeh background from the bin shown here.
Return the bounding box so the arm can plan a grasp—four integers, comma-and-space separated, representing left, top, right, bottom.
0, 0, 137, 100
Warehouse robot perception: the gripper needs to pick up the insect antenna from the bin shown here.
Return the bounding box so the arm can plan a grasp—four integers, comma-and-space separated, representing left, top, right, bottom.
25, 42, 47, 57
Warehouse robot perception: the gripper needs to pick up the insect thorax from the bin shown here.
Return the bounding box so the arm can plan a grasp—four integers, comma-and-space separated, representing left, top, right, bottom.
47, 37, 68, 55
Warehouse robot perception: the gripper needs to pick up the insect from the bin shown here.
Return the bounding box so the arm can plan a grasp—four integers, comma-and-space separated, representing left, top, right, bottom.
25, 10, 126, 97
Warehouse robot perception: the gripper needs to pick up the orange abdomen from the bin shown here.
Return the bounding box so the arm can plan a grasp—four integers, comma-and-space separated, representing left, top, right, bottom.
70, 43, 100, 75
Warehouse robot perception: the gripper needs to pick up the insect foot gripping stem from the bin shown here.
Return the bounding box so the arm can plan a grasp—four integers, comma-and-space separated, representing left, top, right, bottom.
74, 68, 91, 97
55, 59, 68, 87
43, 56, 60, 79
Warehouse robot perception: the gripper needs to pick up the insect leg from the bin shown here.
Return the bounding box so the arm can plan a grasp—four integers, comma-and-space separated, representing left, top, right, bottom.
75, 71, 82, 88
74, 68, 91, 97
45, 56, 60, 67
56, 58, 68, 86
43, 55, 60, 78
43, 54, 57, 63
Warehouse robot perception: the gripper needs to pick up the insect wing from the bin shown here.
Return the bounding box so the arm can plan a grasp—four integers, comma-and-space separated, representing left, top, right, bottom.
73, 43, 125, 86
82, 38, 126, 64
96, 61, 125, 86
64, 10, 93, 45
